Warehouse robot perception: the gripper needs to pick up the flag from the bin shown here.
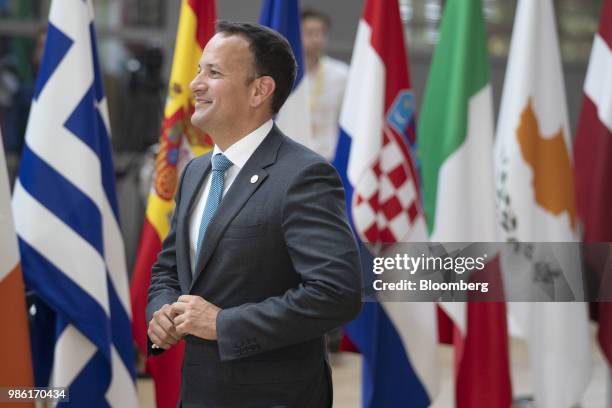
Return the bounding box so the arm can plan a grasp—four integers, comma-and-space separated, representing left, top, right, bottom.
574, 0, 612, 367
11, 0, 137, 406
417, 0, 512, 407
259, 0, 315, 150
129, 1, 216, 407
333, 0, 438, 406
494, 0, 592, 406
0, 133, 34, 407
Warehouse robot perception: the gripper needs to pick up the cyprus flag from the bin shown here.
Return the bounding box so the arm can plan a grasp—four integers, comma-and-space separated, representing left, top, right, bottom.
494, 0, 592, 407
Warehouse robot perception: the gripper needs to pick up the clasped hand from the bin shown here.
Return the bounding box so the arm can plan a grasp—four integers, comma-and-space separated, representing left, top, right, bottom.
148, 295, 221, 350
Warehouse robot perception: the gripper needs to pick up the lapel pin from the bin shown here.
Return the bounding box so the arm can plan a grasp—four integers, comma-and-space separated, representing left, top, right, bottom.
250, 175, 259, 184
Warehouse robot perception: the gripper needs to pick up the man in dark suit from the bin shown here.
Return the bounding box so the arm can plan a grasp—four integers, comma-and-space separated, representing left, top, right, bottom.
147, 21, 362, 408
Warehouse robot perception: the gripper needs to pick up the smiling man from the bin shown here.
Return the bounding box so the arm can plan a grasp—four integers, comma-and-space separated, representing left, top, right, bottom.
146, 21, 362, 408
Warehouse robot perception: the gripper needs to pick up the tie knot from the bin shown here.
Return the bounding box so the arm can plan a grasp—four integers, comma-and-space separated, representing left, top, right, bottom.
212, 153, 233, 172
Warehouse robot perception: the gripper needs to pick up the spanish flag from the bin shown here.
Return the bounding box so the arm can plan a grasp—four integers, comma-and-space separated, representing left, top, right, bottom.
0, 133, 34, 407
130, 1, 216, 407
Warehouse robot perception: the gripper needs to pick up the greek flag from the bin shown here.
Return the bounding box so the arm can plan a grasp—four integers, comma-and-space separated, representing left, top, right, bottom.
12, 0, 137, 406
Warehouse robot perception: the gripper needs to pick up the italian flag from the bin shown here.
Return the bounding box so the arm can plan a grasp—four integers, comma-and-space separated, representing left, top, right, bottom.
417, 0, 511, 407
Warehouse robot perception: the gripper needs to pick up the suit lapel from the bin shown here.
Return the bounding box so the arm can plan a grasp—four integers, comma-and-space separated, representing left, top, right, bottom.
177, 154, 211, 290
190, 126, 283, 290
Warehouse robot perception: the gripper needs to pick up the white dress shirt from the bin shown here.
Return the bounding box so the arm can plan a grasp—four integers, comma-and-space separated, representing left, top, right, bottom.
188, 119, 273, 272
306, 56, 348, 161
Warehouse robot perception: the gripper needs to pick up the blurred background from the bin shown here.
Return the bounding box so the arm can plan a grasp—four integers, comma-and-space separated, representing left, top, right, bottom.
0, 0, 608, 407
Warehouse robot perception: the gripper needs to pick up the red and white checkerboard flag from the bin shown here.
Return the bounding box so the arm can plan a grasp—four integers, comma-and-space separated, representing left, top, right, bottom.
332, 0, 438, 406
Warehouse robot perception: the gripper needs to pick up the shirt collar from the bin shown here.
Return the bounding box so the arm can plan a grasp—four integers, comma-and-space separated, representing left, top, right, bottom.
211, 119, 274, 170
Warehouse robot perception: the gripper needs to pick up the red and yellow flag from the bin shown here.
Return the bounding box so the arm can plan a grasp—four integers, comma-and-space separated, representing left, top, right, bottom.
0, 134, 34, 407
130, 1, 216, 407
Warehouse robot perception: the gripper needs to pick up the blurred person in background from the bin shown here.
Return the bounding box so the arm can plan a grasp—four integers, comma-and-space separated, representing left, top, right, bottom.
0, 27, 45, 186
302, 8, 349, 353
2, 27, 45, 159
301, 8, 348, 162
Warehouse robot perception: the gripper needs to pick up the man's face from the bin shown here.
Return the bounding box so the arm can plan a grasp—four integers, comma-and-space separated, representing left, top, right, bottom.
189, 33, 256, 133
302, 17, 328, 59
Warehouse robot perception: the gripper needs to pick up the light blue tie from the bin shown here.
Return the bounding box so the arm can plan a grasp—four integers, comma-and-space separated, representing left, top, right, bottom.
195, 153, 233, 258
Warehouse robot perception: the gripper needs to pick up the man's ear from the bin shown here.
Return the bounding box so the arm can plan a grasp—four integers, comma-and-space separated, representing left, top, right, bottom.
250, 76, 276, 109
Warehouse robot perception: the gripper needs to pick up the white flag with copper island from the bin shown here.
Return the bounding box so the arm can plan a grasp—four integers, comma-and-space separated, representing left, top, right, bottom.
494, 0, 592, 406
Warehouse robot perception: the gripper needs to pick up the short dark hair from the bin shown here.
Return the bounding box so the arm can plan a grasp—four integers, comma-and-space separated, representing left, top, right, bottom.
301, 9, 331, 30
215, 20, 297, 115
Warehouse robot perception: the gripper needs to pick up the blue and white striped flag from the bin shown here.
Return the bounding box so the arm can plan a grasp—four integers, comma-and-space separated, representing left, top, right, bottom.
12, 1, 137, 406
259, 0, 316, 150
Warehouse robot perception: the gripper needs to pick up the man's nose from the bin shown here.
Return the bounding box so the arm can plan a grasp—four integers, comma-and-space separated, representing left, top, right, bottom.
189, 73, 207, 93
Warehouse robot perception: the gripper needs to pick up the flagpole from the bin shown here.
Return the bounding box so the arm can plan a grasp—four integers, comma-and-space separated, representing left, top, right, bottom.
607, 366, 612, 408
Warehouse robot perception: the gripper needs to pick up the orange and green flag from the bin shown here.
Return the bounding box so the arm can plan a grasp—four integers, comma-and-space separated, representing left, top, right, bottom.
0, 132, 34, 408
130, 1, 216, 407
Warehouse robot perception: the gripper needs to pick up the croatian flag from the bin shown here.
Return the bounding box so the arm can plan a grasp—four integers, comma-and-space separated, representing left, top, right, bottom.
12, 0, 137, 406
259, 0, 315, 150
333, 0, 438, 406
